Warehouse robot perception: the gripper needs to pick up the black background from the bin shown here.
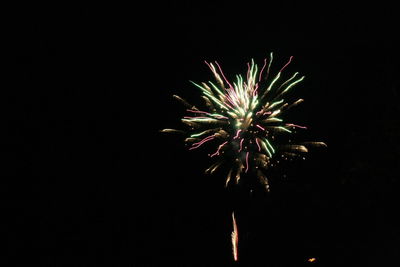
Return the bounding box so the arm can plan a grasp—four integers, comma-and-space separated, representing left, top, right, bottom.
7, 2, 400, 266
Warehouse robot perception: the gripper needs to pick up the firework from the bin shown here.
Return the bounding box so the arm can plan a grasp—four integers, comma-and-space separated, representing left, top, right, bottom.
231, 212, 239, 261
161, 52, 326, 191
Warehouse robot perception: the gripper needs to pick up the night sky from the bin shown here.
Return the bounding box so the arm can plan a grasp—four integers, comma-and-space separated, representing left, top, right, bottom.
7, 2, 400, 266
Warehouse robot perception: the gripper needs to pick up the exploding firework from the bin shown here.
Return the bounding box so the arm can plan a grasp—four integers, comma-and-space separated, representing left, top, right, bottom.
162, 53, 327, 262
161, 53, 326, 191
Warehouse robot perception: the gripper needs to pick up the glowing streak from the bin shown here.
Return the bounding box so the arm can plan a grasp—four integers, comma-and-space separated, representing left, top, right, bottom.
189, 135, 214, 150
265, 72, 281, 93
265, 52, 273, 81
215, 115, 229, 119
278, 72, 299, 91
182, 118, 220, 123
239, 138, 244, 152
258, 58, 268, 82
210, 141, 228, 157
173, 95, 194, 109
261, 141, 272, 157
190, 130, 213, 138
263, 117, 282, 123
270, 109, 281, 117
187, 109, 209, 114
256, 124, 265, 131
267, 99, 284, 110
231, 212, 239, 262
234, 129, 242, 139
265, 138, 275, 153
245, 152, 250, 173
184, 116, 211, 119
281, 76, 305, 94
280, 56, 293, 73
257, 110, 272, 117
160, 129, 184, 134
286, 123, 307, 129
278, 126, 292, 133
256, 138, 261, 151
205, 61, 224, 87
214, 61, 234, 90
252, 84, 259, 96
246, 62, 251, 82
302, 141, 327, 147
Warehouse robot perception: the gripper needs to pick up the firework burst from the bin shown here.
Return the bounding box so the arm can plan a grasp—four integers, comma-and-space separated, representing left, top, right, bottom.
162, 53, 326, 191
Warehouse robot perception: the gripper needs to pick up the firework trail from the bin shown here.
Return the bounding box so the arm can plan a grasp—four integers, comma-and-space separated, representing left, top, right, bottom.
231, 212, 239, 261
162, 53, 326, 261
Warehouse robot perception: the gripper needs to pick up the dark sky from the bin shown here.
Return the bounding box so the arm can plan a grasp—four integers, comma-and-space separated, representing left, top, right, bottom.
7, 2, 400, 266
